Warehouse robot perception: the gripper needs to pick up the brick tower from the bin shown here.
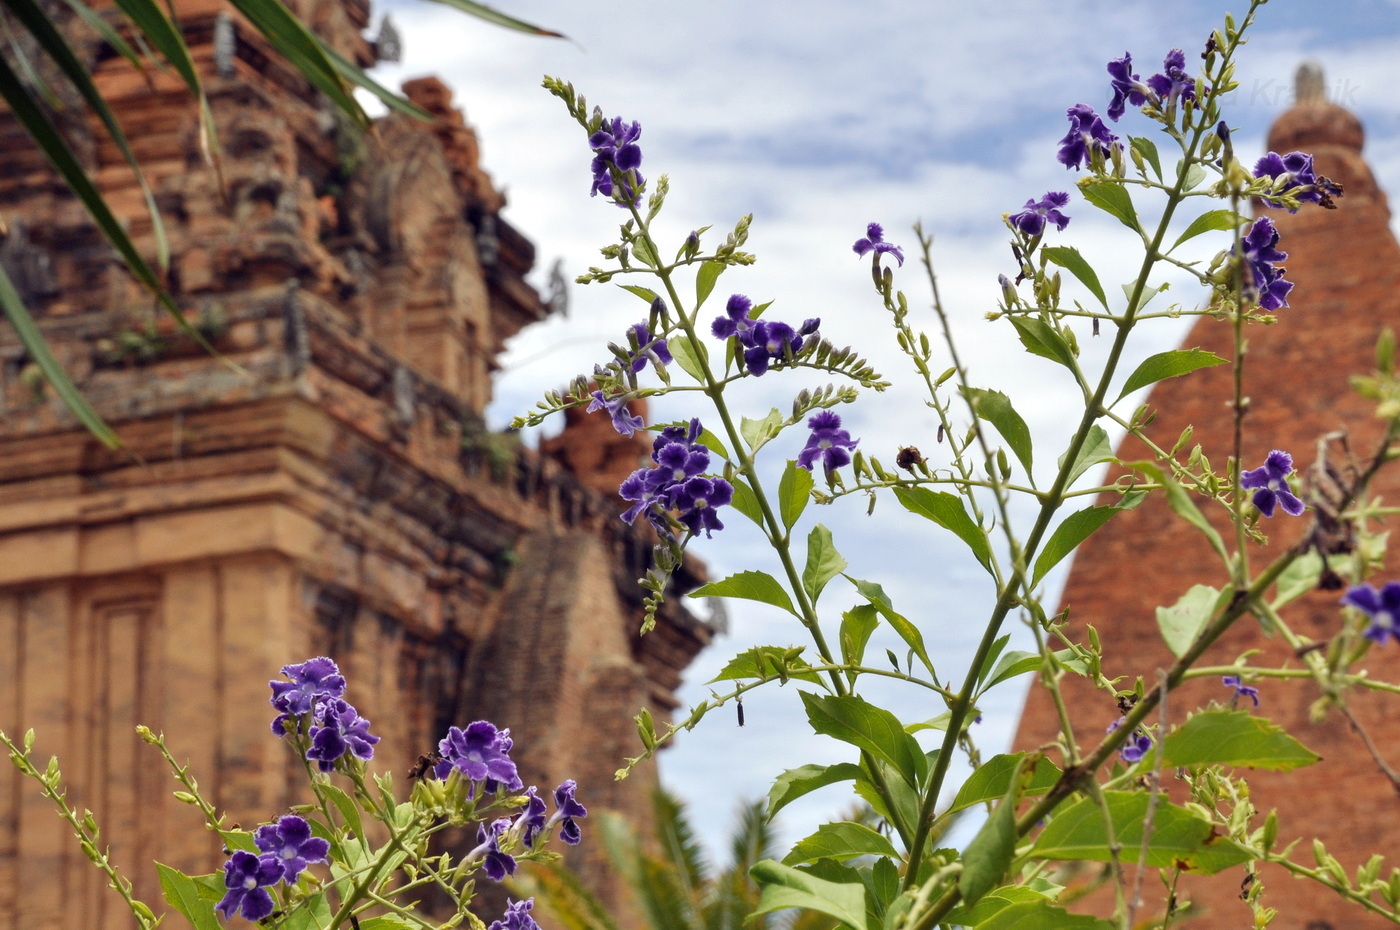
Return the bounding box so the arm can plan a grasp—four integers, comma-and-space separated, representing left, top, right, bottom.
1014, 65, 1400, 929
0, 3, 711, 927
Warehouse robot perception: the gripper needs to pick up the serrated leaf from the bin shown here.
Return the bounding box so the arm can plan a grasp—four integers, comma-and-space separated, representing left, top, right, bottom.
839, 604, 879, 670
962, 387, 1034, 478
1171, 209, 1244, 252
947, 753, 1062, 816
1033, 792, 1252, 873
1156, 584, 1224, 658
1042, 246, 1109, 309
803, 524, 846, 604
741, 408, 786, 454
802, 692, 923, 789
1080, 179, 1139, 230
1117, 348, 1227, 402
696, 260, 726, 309
847, 577, 936, 680
710, 646, 821, 685
618, 284, 660, 304
783, 822, 899, 866
1130, 135, 1163, 181
892, 488, 993, 573
1057, 425, 1114, 488
157, 864, 222, 930
690, 570, 797, 616
946, 886, 1116, 930
1008, 316, 1078, 371
750, 859, 868, 930
668, 332, 708, 381
780, 460, 814, 529
766, 763, 864, 820
1032, 505, 1120, 584
726, 476, 764, 527
959, 761, 1021, 905
1163, 709, 1320, 771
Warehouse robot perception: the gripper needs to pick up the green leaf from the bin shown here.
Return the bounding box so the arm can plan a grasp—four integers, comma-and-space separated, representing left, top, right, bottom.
846, 577, 937, 680
1163, 709, 1321, 771
892, 487, 993, 573
783, 822, 899, 866
318, 39, 431, 119
802, 693, 923, 789
667, 332, 708, 381
1180, 161, 1208, 192
947, 753, 1062, 816
157, 864, 222, 930
750, 859, 869, 930
710, 646, 821, 685
317, 783, 364, 841
1032, 506, 1120, 584
1171, 209, 1245, 252
1080, 179, 1139, 230
839, 604, 879, 670
741, 408, 786, 454
1032, 792, 1252, 873
696, 260, 726, 309
1273, 551, 1323, 608
1008, 316, 1078, 371
0, 267, 119, 448
962, 387, 1034, 478
980, 648, 1088, 692
780, 460, 814, 529
696, 427, 731, 461
1127, 461, 1228, 563
420, 0, 566, 35
803, 525, 847, 604
726, 476, 764, 527
1057, 425, 1114, 488
1130, 135, 1163, 181
1116, 348, 1227, 402
228, 0, 366, 127
631, 236, 659, 268
356, 919, 419, 930
618, 284, 660, 304
767, 763, 864, 821
946, 886, 1116, 930
1042, 246, 1109, 309
1156, 584, 1225, 658
958, 760, 1022, 905
690, 571, 797, 616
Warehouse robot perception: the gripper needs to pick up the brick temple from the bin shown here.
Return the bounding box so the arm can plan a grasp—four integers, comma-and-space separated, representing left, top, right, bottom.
0, 1, 712, 927
1014, 66, 1400, 929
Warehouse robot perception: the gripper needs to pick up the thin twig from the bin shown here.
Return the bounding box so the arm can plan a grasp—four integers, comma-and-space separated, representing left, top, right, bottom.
1338, 702, 1400, 797
1128, 671, 1170, 925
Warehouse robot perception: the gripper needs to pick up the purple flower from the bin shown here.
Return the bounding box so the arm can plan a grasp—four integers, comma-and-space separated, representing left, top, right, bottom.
654, 440, 711, 487
619, 467, 672, 527
474, 818, 518, 882
797, 411, 859, 475
216, 850, 283, 922
490, 898, 543, 930
254, 815, 330, 884
587, 390, 645, 437
589, 117, 645, 207
306, 698, 380, 772
1222, 675, 1260, 707
1146, 49, 1196, 107
627, 322, 672, 373
517, 788, 549, 849
1107, 52, 1154, 121
712, 293, 758, 342
269, 657, 346, 734
672, 476, 734, 538
1241, 450, 1304, 518
1342, 583, 1400, 644
1254, 151, 1342, 211
436, 721, 522, 791
741, 319, 817, 377
1058, 104, 1119, 170
1107, 717, 1152, 763
852, 223, 905, 266
550, 779, 589, 845
1236, 217, 1293, 311
1009, 192, 1072, 238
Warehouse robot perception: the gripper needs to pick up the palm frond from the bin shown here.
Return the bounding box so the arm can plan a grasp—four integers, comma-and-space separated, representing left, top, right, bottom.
511, 863, 621, 930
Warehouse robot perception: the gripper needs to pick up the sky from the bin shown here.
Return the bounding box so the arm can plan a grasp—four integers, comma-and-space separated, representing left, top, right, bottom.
368, 0, 1400, 863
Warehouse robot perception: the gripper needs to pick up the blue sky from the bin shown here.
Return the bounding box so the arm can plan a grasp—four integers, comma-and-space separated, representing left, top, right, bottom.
369, 0, 1400, 861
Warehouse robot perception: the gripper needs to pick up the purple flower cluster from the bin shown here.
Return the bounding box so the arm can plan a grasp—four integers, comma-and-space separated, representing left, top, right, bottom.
1236, 217, 1294, 311
490, 899, 543, 930
1222, 675, 1260, 707
712, 294, 819, 377
587, 390, 644, 437
852, 223, 905, 266
625, 321, 672, 373
270, 658, 380, 773
797, 411, 859, 476
1009, 192, 1072, 238
216, 815, 330, 921
1107, 49, 1196, 121
434, 720, 523, 791
1254, 150, 1343, 211
1342, 583, 1400, 644
1107, 716, 1153, 764
1241, 449, 1304, 518
619, 419, 733, 537
585, 322, 674, 438
589, 117, 645, 207
1058, 104, 1119, 170
464, 785, 588, 880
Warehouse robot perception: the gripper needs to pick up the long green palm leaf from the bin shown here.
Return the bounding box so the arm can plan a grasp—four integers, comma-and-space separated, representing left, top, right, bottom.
227, 0, 367, 128
419, 0, 566, 37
